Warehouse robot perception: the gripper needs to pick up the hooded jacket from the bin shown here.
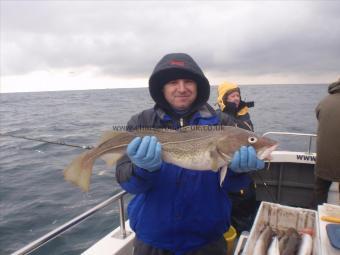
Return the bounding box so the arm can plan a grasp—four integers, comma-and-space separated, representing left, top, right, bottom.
217, 81, 254, 131
115, 53, 249, 254
315, 79, 340, 181
149, 53, 210, 120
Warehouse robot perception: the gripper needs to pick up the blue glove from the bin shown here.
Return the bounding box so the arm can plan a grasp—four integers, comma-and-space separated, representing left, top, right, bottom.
229, 146, 265, 173
127, 136, 162, 172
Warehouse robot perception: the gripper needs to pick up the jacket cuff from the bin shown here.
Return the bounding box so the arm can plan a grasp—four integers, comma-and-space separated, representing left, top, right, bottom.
228, 169, 247, 176
133, 165, 161, 179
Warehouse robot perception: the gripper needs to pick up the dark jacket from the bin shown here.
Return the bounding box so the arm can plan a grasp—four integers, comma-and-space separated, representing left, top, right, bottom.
115, 106, 251, 254
115, 53, 249, 254
315, 80, 340, 182
218, 101, 254, 131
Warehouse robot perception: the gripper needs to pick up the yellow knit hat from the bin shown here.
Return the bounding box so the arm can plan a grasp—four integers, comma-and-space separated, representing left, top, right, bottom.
217, 81, 240, 111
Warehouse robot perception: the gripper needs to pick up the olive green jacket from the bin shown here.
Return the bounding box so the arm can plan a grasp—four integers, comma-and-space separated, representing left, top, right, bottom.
315, 80, 340, 181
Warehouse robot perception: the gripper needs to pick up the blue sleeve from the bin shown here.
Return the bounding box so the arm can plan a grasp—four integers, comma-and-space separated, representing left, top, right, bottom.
222, 169, 253, 193
119, 165, 161, 194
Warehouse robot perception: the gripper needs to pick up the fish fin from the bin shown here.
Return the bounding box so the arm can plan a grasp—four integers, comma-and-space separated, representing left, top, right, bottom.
100, 153, 124, 167
98, 130, 122, 144
216, 143, 232, 163
219, 165, 228, 187
64, 151, 93, 192
210, 150, 220, 171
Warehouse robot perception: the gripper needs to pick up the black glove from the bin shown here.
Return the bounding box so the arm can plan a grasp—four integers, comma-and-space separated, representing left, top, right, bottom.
245, 101, 254, 108
223, 102, 238, 116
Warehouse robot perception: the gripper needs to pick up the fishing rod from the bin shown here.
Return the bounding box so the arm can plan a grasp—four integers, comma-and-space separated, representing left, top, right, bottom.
0, 133, 93, 150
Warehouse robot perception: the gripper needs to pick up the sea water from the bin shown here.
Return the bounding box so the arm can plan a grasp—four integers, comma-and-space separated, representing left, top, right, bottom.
0, 84, 327, 254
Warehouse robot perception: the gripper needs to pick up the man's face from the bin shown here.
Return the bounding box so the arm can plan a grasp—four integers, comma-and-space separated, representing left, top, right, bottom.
227, 91, 240, 107
163, 79, 197, 110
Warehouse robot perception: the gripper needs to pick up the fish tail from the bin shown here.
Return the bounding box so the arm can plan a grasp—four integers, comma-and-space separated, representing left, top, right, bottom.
100, 153, 125, 167
64, 151, 94, 192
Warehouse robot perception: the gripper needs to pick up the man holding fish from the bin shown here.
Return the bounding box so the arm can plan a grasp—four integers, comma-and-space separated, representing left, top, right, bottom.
113, 53, 277, 255
64, 53, 277, 254
63, 53, 277, 254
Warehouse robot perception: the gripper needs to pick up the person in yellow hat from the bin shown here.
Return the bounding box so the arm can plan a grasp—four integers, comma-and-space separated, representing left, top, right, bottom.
217, 81, 254, 131
216, 81, 257, 235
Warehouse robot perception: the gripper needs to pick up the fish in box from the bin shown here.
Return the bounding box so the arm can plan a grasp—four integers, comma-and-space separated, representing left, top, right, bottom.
242, 202, 320, 255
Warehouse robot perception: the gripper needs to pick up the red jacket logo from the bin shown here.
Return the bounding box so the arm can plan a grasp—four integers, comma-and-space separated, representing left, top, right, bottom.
169, 60, 185, 67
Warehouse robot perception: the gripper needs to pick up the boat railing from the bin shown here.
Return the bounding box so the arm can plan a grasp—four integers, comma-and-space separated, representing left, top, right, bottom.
262, 131, 317, 154
11, 190, 129, 255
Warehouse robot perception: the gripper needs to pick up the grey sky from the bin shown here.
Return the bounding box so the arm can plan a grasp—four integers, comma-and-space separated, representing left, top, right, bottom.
1, 1, 340, 92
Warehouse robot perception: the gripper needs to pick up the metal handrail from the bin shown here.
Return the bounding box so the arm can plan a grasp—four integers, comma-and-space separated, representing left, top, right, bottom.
12, 190, 128, 255
262, 131, 317, 154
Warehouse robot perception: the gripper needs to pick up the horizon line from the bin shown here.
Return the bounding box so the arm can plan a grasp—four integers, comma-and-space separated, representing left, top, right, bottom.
0, 82, 328, 94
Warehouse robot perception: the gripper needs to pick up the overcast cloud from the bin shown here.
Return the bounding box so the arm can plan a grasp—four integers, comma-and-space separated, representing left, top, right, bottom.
1, 1, 340, 92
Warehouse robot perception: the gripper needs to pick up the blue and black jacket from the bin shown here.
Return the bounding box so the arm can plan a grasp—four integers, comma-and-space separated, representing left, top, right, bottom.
115, 105, 251, 254
115, 53, 251, 254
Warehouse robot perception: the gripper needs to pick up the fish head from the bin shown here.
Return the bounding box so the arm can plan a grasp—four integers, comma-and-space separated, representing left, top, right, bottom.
217, 127, 278, 161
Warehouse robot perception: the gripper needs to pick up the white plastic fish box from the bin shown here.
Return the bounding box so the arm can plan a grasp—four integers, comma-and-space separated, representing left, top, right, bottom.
241, 201, 321, 255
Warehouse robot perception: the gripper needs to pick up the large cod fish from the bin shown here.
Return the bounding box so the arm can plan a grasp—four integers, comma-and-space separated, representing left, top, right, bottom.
64, 126, 278, 191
